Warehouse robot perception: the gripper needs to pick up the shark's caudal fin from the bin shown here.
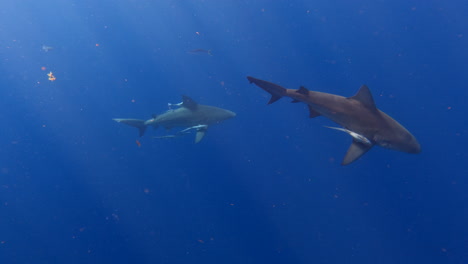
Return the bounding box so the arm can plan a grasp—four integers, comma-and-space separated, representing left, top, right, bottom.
247, 76, 287, 104
113, 118, 147, 137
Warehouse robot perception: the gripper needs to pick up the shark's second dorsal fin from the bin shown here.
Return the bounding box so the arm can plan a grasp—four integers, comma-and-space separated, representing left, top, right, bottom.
349, 85, 377, 110
341, 140, 373, 165
182, 95, 198, 111
296, 86, 309, 95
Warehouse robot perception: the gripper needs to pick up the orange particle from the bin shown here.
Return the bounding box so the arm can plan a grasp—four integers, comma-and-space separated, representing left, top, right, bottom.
47, 71, 56, 81
41, 66, 46, 71
195, 32, 200, 35
447, 106, 452, 110
135, 140, 141, 147
95, 43, 100, 47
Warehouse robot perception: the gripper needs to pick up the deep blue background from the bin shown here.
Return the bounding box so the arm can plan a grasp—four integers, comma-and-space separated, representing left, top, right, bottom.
0, 0, 467, 263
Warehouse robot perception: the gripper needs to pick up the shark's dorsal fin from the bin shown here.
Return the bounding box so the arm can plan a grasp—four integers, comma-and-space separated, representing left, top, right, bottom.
342, 140, 373, 165
296, 86, 309, 95
349, 85, 377, 110
182, 95, 198, 111
308, 105, 321, 118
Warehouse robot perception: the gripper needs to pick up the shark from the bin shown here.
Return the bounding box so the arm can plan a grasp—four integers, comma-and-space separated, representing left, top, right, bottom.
247, 76, 421, 165
113, 95, 236, 143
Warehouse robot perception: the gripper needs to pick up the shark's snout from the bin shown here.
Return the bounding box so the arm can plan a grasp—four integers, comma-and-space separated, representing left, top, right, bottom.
407, 140, 421, 154
380, 132, 421, 154
228, 110, 236, 118
401, 131, 421, 154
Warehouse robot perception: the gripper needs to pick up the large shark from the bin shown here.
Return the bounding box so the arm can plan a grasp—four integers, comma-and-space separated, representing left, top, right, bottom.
113, 95, 236, 143
247, 76, 421, 165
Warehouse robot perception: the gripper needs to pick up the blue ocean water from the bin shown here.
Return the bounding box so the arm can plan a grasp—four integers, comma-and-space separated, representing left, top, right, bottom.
0, 0, 467, 263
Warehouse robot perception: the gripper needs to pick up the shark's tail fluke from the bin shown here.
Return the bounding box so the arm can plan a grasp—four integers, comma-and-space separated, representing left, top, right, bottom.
113, 118, 147, 137
247, 76, 287, 104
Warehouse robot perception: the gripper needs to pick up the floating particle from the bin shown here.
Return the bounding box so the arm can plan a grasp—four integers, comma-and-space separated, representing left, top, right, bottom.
42, 45, 53, 52
47, 71, 56, 81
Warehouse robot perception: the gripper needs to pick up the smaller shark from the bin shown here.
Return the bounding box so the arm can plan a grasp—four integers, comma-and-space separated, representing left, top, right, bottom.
113, 95, 235, 143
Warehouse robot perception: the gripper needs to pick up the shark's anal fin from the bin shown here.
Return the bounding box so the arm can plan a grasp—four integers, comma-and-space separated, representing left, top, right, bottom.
342, 140, 373, 165
308, 105, 321, 118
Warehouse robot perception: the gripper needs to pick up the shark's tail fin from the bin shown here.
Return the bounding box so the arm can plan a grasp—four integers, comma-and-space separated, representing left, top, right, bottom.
247, 76, 287, 104
113, 118, 147, 137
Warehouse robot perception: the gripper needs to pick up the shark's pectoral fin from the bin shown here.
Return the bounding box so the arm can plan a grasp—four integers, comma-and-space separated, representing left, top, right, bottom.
195, 126, 208, 143
341, 140, 373, 165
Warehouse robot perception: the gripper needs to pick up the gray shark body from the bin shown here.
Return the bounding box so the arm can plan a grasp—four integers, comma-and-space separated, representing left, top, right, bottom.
114, 95, 235, 143
247, 76, 420, 165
